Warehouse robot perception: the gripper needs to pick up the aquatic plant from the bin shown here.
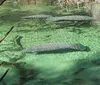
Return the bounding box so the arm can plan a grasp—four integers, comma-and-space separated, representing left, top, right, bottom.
0, 53, 39, 85
13, 35, 23, 49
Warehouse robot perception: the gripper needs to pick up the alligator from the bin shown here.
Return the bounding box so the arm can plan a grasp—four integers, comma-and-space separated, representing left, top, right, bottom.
46, 15, 94, 22
22, 43, 90, 54
22, 14, 52, 19
22, 15, 94, 22
14, 36, 90, 54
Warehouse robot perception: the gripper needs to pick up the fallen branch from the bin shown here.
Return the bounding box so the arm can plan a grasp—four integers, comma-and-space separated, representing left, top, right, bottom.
0, 69, 9, 82
0, 26, 14, 43
0, 62, 9, 83
0, 0, 6, 5
0, 61, 4, 66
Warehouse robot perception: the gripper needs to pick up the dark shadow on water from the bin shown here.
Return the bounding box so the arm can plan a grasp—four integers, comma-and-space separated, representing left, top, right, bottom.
1, 49, 100, 85
37, 52, 100, 85
0, 55, 39, 85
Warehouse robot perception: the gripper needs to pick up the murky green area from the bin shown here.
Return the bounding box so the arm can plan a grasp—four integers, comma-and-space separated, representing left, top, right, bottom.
0, 4, 100, 85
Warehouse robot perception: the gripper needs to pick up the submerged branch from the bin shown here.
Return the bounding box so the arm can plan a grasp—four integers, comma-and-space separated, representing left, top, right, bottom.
0, 26, 14, 43
0, 0, 6, 5
0, 69, 9, 82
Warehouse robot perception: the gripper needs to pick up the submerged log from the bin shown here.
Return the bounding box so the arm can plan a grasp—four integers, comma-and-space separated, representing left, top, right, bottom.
22, 43, 90, 54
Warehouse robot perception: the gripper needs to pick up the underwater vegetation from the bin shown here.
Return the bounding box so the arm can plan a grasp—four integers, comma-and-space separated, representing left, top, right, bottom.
0, 2, 100, 85
0, 62, 9, 83
0, 26, 39, 85
0, 53, 39, 85
0, 20, 99, 85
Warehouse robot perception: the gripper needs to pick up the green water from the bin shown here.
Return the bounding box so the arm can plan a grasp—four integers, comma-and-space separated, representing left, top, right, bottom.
0, 5, 100, 85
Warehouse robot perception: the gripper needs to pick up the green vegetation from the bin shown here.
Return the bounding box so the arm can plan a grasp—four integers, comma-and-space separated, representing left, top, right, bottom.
0, 4, 100, 85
